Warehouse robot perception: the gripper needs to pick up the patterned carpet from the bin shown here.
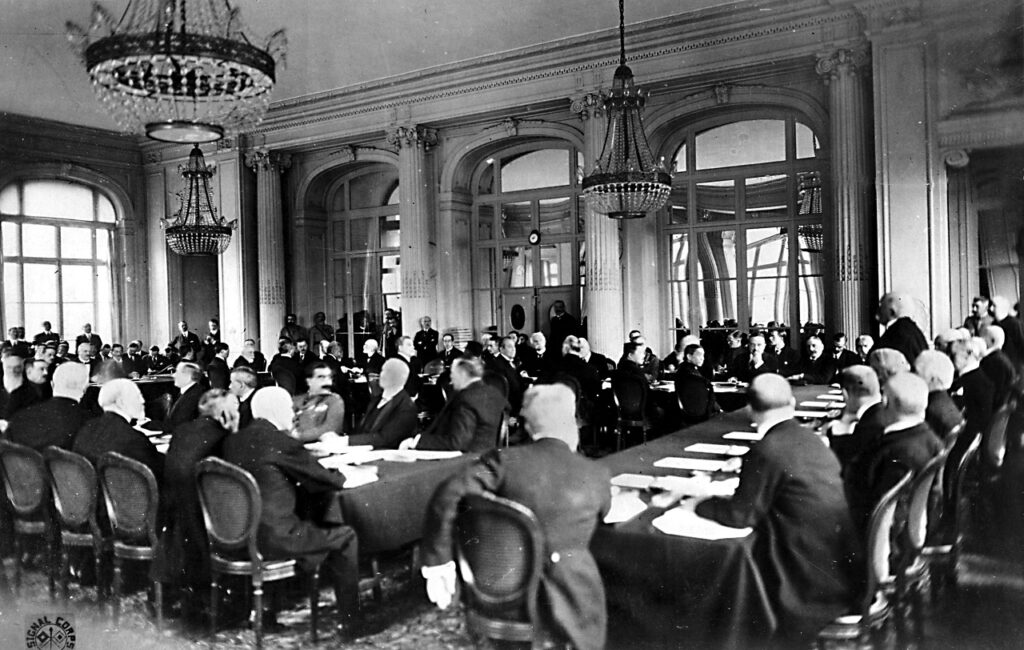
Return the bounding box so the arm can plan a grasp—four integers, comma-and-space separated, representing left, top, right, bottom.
0, 555, 476, 649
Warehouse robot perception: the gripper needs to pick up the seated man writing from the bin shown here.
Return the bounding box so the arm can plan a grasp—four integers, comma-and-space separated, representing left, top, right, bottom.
420, 383, 611, 650
695, 374, 860, 645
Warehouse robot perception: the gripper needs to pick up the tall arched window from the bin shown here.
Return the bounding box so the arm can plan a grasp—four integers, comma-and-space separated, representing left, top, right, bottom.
662, 113, 825, 343
472, 143, 584, 337
0, 179, 117, 340
327, 164, 400, 356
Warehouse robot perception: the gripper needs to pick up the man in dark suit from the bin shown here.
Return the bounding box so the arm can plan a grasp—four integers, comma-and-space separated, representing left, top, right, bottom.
269, 337, 303, 395
674, 344, 720, 425
728, 333, 778, 382
74, 323, 102, 354
949, 337, 995, 473
485, 336, 524, 413
991, 295, 1024, 367
413, 316, 440, 364
696, 374, 859, 644
73, 378, 164, 482
767, 328, 800, 377
6, 362, 92, 451
222, 387, 360, 632
421, 383, 610, 650
165, 361, 205, 431
844, 373, 943, 537
228, 366, 259, 431
391, 336, 422, 399
438, 333, 462, 369
978, 324, 1018, 408
169, 320, 202, 357
548, 299, 579, 354
347, 359, 418, 448
155, 389, 237, 616
872, 292, 928, 370
358, 339, 385, 378
411, 356, 506, 453
579, 338, 612, 380
831, 333, 862, 370
206, 342, 231, 390
828, 365, 892, 469
33, 321, 60, 346
914, 350, 964, 442
792, 335, 837, 384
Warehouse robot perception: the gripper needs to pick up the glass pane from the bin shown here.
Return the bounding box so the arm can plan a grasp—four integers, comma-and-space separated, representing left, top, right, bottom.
380, 215, 400, 249
474, 247, 497, 290
350, 257, 368, 301
748, 275, 788, 328
350, 218, 371, 251
22, 224, 56, 257
746, 175, 789, 219
0, 184, 18, 214
477, 204, 495, 240
669, 233, 689, 281
350, 170, 396, 209
96, 265, 112, 340
24, 303, 58, 334
2, 222, 19, 256
695, 180, 736, 223
63, 303, 94, 337
58, 264, 91, 302
538, 198, 572, 236
501, 201, 531, 238
333, 260, 348, 296
331, 188, 346, 211
673, 143, 687, 172
796, 123, 819, 160
61, 227, 93, 259
97, 193, 116, 223
380, 254, 401, 294
698, 279, 738, 329
576, 196, 585, 234
4, 263, 22, 327
501, 149, 570, 192
501, 246, 534, 288
798, 274, 825, 327
477, 159, 496, 195
576, 152, 585, 185
746, 227, 789, 278
695, 120, 786, 170
95, 229, 111, 262
332, 221, 347, 252
797, 172, 823, 215
385, 184, 400, 206
539, 242, 572, 287
383, 293, 401, 312
695, 230, 737, 281
579, 240, 586, 286
670, 283, 690, 334
23, 180, 94, 220
669, 185, 688, 225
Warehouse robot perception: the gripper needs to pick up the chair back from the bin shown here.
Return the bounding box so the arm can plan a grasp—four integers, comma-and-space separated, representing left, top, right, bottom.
953, 434, 983, 550
983, 397, 1017, 469
0, 439, 50, 518
96, 452, 159, 547
422, 358, 445, 377
195, 457, 262, 561
482, 370, 510, 400
862, 470, 913, 611
455, 492, 543, 625
904, 451, 948, 553
611, 373, 646, 422
43, 447, 99, 533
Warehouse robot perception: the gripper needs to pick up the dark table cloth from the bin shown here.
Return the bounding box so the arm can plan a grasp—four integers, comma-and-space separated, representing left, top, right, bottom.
591, 384, 830, 649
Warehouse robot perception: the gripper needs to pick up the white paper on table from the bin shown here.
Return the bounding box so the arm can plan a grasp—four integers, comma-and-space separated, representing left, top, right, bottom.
305, 439, 374, 455
684, 443, 749, 456
653, 457, 729, 472
713, 384, 742, 393
603, 488, 648, 524
379, 449, 464, 462
321, 450, 391, 465
651, 382, 675, 392
155, 442, 170, 455
816, 394, 842, 400
650, 475, 741, 498
793, 410, 831, 419
800, 400, 833, 408
723, 430, 765, 442
611, 473, 656, 490
337, 464, 379, 488
651, 499, 752, 540
827, 387, 842, 393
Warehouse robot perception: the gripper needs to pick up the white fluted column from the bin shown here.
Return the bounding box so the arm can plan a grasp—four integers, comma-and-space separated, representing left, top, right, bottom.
388, 125, 438, 338
245, 148, 291, 358
573, 93, 624, 357
817, 47, 872, 339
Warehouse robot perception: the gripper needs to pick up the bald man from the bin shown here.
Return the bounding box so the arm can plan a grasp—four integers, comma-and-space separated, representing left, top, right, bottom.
347, 358, 418, 449
6, 362, 93, 451
978, 324, 1017, 408
222, 386, 361, 633
914, 350, 963, 442
73, 378, 163, 481
695, 374, 858, 644
991, 296, 1024, 367
828, 365, 892, 468
421, 384, 611, 650
872, 292, 928, 370
844, 373, 942, 537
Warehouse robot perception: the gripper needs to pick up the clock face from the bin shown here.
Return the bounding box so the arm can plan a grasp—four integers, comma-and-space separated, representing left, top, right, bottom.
528, 229, 541, 245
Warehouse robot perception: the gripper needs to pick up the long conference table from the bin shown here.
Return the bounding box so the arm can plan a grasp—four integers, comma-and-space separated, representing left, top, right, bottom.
591, 383, 839, 649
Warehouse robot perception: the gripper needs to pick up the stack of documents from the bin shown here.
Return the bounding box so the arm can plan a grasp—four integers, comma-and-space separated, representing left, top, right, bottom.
723, 430, 764, 442
603, 488, 648, 524
651, 499, 752, 540
653, 457, 731, 472
683, 442, 749, 456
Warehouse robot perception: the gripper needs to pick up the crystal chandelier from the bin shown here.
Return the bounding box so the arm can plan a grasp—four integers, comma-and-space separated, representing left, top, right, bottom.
581, 0, 672, 219
162, 145, 236, 255
67, 1, 286, 143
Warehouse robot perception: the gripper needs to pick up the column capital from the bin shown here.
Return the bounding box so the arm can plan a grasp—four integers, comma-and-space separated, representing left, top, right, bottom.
386, 125, 438, 150
943, 149, 971, 169
569, 93, 605, 121
815, 47, 870, 82
244, 148, 292, 172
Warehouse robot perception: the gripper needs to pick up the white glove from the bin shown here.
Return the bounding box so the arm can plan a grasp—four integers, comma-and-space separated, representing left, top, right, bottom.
398, 434, 420, 450
421, 561, 456, 609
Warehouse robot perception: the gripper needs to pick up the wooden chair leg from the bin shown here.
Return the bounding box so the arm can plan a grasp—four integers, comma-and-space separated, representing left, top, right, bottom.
47, 535, 56, 602
94, 545, 106, 604
310, 568, 320, 644
371, 556, 383, 603
252, 580, 264, 650
209, 575, 219, 636
60, 546, 70, 602
13, 535, 22, 596
153, 580, 163, 630
112, 555, 122, 625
